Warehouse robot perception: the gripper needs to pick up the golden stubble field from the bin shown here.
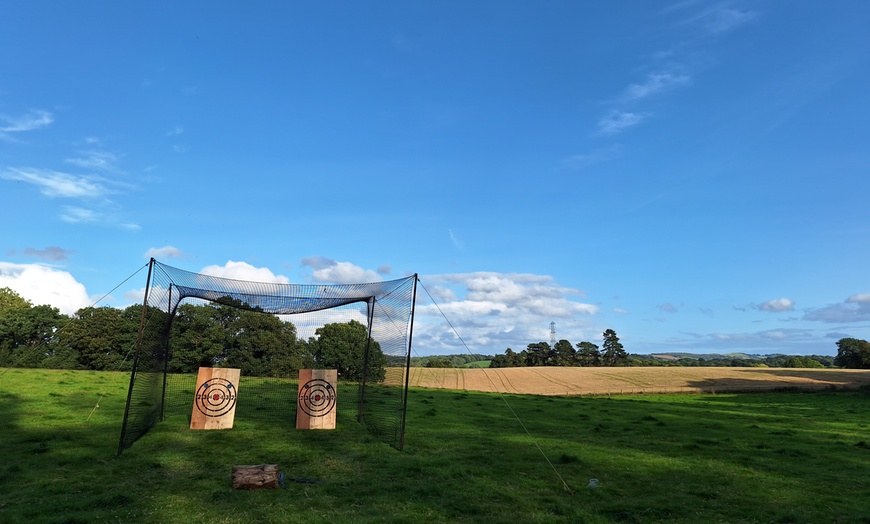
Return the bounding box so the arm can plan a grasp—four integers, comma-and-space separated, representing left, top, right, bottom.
386, 366, 870, 395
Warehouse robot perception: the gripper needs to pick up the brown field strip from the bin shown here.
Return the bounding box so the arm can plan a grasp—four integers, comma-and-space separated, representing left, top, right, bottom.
387, 367, 870, 395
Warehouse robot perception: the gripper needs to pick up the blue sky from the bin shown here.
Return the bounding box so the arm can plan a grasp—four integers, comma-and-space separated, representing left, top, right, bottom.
2, 1, 869, 357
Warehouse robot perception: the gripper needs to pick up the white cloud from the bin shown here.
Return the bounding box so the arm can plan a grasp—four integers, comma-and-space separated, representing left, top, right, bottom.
145, 246, 185, 260
597, 111, 648, 135
625, 73, 690, 100
200, 260, 290, 284
300, 257, 382, 284
846, 293, 870, 304
758, 297, 795, 312
1, 167, 106, 198
0, 262, 90, 315
415, 272, 599, 354
701, 7, 758, 35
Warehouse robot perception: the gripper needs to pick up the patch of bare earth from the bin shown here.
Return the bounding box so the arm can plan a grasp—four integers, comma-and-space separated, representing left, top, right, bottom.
390, 367, 870, 395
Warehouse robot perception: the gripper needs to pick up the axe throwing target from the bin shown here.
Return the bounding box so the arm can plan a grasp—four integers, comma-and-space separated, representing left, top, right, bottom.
190, 367, 240, 430
296, 369, 337, 430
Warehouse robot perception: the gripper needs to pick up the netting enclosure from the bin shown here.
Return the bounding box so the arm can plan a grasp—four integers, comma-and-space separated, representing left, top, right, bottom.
118, 259, 417, 454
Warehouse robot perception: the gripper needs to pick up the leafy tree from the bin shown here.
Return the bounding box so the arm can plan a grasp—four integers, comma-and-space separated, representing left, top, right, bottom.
553, 339, 576, 366
0, 287, 32, 311
834, 338, 870, 369
524, 342, 554, 367
601, 329, 628, 366
0, 304, 68, 367
425, 357, 454, 368
308, 319, 385, 381
58, 306, 138, 370
169, 300, 303, 376
575, 341, 601, 367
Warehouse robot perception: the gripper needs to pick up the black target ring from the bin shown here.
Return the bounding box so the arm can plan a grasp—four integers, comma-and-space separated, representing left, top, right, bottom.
194, 377, 237, 417
298, 379, 336, 417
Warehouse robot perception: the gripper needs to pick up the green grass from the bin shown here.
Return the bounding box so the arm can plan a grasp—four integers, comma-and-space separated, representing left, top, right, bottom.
2, 368, 870, 523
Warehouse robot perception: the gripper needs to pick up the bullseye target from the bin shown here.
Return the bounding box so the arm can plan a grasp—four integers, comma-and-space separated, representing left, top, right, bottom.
194, 377, 237, 417
190, 367, 240, 430
298, 379, 336, 417
296, 369, 337, 430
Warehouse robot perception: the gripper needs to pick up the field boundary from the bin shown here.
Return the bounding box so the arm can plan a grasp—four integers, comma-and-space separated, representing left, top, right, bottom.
390, 366, 870, 395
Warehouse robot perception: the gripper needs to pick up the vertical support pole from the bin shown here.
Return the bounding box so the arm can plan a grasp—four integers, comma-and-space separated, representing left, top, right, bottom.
398, 274, 418, 450
357, 297, 376, 424
159, 283, 173, 421
118, 258, 155, 455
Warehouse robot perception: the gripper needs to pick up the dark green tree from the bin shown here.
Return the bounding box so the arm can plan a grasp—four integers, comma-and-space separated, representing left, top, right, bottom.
425, 357, 454, 368
601, 329, 628, 366
525, 342, 554, 366
169, 300, 303, 376
0, 304, 68, 368
575, 341, 601, 367
834, 338, 870, 369
58, 306, 138, 370
308, 319, 385, 381
553, 339, 576, 366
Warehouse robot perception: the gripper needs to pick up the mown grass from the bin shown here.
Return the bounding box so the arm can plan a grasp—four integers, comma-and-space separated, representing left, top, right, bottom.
1, 368, 869, 523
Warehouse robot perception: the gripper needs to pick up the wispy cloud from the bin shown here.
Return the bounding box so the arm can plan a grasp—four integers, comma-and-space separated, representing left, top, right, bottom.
65, 150, 121, 171
625, 72, 691, 100
598, 111, 648, 135
562, 145, 623, 170
59, 206, 101, 224
23, 246, 72, 261
0, 167, 107, 198
0, 110, 54, 139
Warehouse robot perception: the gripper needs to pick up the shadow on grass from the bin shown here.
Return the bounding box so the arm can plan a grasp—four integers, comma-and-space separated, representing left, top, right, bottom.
3, 369, 870, 523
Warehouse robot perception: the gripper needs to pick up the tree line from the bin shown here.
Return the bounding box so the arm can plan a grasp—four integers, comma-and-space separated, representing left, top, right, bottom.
487, 326, 867, 369
0, 287, 386, 380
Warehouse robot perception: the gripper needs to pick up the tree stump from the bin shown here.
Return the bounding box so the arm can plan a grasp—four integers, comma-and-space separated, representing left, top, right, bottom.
232, 464, 280, 490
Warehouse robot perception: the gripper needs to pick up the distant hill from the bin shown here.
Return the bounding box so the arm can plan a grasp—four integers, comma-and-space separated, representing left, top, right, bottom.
647, 352, 767, 361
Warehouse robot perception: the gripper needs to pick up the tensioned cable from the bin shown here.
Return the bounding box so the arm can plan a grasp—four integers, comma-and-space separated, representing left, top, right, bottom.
417, 279, 574, 494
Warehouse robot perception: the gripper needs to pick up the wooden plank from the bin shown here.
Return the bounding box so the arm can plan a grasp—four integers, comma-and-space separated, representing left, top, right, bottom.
190, 367, 240, 430
296, 369, 337, 430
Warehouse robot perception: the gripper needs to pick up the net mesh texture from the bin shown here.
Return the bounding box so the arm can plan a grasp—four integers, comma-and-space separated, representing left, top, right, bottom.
118, 260, 415, 454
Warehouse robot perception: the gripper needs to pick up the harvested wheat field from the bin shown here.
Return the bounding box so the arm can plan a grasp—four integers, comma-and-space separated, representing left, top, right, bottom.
389, 366, 870, 396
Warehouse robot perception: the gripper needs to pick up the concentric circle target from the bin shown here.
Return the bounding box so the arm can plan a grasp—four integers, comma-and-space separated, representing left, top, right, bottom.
298, 379, 336, 417
194, 378, 237, 417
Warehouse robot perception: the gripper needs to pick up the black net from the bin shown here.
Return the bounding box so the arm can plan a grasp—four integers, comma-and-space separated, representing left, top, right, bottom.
118, 260, 416, 454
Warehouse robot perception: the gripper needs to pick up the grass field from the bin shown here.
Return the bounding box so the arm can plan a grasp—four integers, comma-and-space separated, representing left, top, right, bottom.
2, 368, 870, 523
397, 366, 870, 395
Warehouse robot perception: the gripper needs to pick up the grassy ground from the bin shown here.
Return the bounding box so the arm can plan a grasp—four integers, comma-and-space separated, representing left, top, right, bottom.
1, 368, 870, 523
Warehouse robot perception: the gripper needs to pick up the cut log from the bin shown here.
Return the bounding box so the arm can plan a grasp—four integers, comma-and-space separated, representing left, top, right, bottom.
232, 464, 280, 490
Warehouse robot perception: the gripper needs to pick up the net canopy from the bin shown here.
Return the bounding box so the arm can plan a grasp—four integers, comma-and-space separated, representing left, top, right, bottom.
119, 259, 416, 454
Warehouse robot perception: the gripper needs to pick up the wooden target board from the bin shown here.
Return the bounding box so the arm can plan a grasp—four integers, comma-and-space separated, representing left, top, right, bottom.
190, 367, 240, 430
296, 369, 337, 430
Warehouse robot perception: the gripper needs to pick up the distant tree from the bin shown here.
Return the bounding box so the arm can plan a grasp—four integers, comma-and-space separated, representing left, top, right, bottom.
834, 338, 870, 369
425, 358, 454, 368
553, 339, 576, 366
601, 329, 628, 366
308, 319, 386, 381
525, 342, 554, 367
575, 341, 601, 367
